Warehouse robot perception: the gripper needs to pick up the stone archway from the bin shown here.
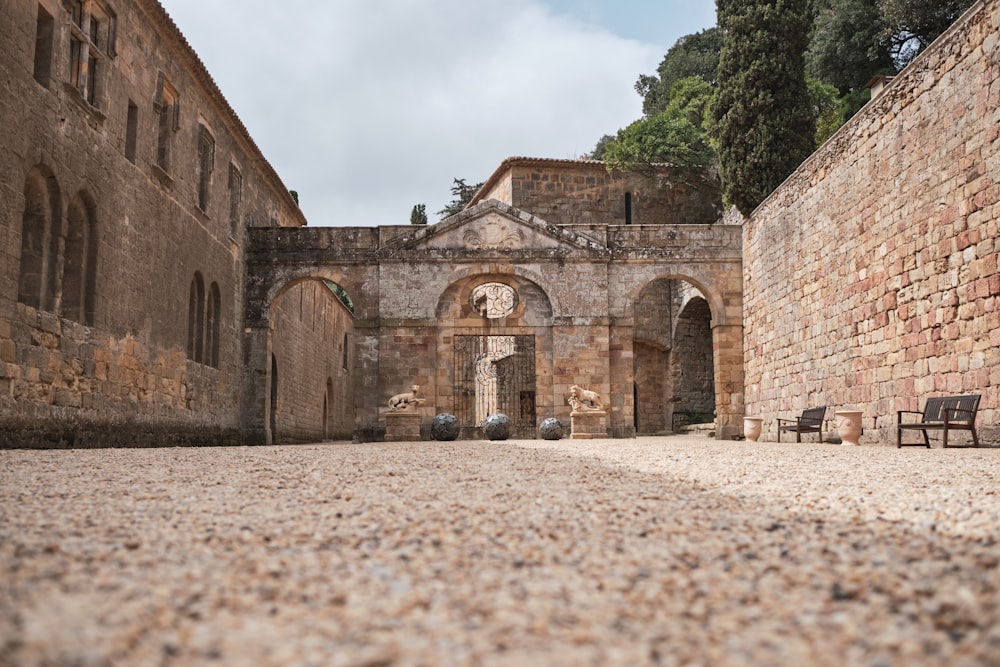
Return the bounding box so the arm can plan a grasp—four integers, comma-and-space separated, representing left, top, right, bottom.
434, 272, 554, 439
671, 295, 715, 427
626, 269, 743, 439
245, 212, 743, 442
248, 275, 358, 444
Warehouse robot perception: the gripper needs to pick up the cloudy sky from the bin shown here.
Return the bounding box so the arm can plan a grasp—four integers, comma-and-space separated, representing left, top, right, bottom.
159, 1, 717, 227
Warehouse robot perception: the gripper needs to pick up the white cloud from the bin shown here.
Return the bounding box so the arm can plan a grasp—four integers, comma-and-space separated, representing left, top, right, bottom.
161, 0, 667, 226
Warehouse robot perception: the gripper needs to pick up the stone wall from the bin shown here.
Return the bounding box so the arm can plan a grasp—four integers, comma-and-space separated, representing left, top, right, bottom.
743, 0, 999, 445
1, 0, 304, 447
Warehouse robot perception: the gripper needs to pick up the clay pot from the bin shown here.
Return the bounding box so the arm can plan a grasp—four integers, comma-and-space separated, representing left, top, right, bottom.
743, 417, 763, 442
835, 410, 863, 446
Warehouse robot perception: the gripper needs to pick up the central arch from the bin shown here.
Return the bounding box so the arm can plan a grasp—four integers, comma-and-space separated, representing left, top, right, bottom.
435, 272, 554, 438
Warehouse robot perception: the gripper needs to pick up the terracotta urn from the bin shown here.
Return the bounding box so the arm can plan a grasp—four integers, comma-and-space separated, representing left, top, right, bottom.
743, 417, 763, 442
835, 410, 863, 446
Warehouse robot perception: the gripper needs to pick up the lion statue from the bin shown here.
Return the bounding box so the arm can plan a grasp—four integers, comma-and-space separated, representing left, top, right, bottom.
388, 384, 426, 412
568, 385, 604, 413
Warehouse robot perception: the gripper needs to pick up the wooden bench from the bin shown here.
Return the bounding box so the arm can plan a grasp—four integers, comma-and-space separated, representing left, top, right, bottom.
777, 406, 826, 442
897, 394, 981, 448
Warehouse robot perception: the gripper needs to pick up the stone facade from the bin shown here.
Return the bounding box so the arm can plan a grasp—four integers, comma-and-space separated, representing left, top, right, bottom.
743, 0, 999, 445
246, 196, 744, 442
0, 0, 342, 447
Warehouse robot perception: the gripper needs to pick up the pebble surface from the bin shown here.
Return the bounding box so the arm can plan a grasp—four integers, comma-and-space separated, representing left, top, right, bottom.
2, 436, 998, 666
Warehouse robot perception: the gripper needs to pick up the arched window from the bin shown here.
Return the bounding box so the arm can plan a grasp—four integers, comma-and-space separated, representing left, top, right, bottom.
624, 191, 633, 225
187, 274, 221, 367
18, 167, 60, 311
62, 192, 97, 324
187, 272, 205, 362
207, 282, 221, 367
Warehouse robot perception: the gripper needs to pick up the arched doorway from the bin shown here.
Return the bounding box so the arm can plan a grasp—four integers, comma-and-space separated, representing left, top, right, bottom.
632, 278, 715, 434
267, 277, 356, 443
435, 273, 554, 438
323, 377, 333, 440
671, 296, 714, 428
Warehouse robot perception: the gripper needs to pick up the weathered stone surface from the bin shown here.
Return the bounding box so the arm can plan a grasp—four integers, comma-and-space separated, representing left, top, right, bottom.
482, 413, 511, 440
430, 413, 460, 441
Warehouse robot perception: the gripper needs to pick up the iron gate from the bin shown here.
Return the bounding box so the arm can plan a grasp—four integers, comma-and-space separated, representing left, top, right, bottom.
454, 334, 536, 437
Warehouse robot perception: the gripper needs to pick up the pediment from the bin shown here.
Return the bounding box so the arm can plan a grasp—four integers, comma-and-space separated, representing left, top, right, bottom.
383, 199, 609, 255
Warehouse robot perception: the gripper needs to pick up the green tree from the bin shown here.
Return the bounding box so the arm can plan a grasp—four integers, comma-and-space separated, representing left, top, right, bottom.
436, 178, 484, 219
636, 28, 723, 117
808, 77, 843, 146
712, 0, 816, 216
603, 77, 717, 173
878, 0, 975, 66
806, 0, 895, 95
409, 203, 428, 225
589, 134, 617, 160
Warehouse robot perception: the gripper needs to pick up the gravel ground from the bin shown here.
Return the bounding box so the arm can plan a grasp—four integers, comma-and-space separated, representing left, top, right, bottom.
1, 436, 998, 667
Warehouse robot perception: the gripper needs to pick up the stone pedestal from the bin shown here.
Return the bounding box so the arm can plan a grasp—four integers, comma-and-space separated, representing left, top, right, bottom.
570, 411, 608, 439
384, 412, 421, 442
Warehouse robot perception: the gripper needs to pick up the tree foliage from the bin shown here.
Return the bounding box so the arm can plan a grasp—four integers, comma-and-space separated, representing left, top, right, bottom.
712, 0, 816, 216
635, 28, 722, 117
409, 203, 428, 225
806, 0, 895, 95
808, 77, 843, 146
603, 77, 716, 173
436, 178, 483, 219
583, 0, 975, 212
878, 0, 975, 66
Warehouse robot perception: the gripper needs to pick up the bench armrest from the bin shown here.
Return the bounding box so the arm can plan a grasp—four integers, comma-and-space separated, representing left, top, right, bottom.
897, 410, 924, 424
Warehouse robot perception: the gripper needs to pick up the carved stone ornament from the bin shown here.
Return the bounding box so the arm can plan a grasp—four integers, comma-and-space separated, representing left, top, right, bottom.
470, 282, 517, 319
567, 384, 605, 413
388, 384, 426, 412
463, 221, 525, 250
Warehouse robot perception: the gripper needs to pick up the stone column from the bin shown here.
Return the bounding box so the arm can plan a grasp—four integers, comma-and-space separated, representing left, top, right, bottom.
712, 323, 745, 440
608, 320, 636, 438
241, 325, 271, 445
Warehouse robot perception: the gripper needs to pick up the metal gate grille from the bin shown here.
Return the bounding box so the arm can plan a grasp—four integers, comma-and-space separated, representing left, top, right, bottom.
454, 334, 536, 437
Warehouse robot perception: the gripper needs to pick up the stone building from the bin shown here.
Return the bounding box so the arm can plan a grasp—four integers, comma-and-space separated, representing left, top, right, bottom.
0, 0, 351, 447
244, 162, 739, 443
3, 0, 997, 447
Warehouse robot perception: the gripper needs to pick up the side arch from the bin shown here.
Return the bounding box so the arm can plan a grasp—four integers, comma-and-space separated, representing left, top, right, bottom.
628, 271, 744, 439
258, 275, 357, 444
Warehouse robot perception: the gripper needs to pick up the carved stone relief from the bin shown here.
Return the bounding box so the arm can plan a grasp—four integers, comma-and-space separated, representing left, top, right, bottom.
470, 282, 516, 319
463, 221, 525, 249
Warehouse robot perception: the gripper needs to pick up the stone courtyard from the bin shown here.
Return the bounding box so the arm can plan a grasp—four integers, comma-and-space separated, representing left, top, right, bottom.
2, 436, 998, 666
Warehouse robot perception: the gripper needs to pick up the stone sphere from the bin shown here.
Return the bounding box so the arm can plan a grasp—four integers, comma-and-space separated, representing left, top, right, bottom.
482, 413, 511, 441
538, 417, 564, 440
430, 413, 460, 441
